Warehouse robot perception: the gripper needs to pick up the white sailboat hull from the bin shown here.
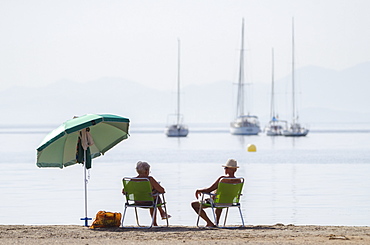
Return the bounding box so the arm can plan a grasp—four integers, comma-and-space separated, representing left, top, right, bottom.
266, 130, 282, 136
265, 127, 283, 136
283, 129, 309, 137
230, 125, 260, 135
165, 124, 189, 137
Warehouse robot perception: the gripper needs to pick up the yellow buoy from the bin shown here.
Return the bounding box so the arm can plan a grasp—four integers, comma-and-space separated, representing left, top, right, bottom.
247, 144, 256, 152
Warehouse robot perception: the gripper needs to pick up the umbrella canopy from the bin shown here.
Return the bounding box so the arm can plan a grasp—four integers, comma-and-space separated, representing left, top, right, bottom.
36, 114, 130, 226
37, 114, 130, 168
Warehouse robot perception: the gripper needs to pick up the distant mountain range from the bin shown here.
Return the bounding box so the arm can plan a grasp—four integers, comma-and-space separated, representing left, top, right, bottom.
0, 62, 369, 128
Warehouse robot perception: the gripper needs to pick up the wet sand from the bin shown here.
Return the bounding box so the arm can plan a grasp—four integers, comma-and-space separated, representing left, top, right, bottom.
1, 224, 369, 244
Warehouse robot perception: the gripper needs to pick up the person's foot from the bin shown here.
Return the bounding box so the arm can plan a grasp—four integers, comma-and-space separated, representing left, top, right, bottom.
205, 222, 216, 228
161, 214, 172, 220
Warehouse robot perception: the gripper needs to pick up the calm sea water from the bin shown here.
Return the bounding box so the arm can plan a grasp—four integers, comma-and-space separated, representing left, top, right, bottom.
0, 124, 369, 226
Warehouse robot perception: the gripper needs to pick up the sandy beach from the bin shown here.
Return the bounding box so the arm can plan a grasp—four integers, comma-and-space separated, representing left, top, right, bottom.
1, 224, 369, 244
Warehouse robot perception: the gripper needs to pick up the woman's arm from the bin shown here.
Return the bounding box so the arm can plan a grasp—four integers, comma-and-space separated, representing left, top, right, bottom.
149, 176, 165, 193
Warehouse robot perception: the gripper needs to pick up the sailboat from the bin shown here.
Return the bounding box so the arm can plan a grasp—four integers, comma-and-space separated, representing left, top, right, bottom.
283, 19, 309, 137
265, 48, 287, 136
165, 39, 189, 137
230, 19, 260, 135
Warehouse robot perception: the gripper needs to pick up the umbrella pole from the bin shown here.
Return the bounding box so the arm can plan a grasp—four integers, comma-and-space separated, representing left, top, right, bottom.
80, 149, 91, 227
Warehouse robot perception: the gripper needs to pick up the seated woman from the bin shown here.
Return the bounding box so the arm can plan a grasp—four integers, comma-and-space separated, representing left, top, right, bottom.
122, 161, 171, 226
191, 159, 241, 227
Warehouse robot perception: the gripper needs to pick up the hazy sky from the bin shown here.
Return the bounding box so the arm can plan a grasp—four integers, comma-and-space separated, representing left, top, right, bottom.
1, 0, 369, 92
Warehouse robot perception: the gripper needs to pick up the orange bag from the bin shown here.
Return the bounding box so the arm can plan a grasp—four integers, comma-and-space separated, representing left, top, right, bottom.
90, 211, 122, 229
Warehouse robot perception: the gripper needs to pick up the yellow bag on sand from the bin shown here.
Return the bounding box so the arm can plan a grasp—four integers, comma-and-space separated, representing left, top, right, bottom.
90, 211, 122, 229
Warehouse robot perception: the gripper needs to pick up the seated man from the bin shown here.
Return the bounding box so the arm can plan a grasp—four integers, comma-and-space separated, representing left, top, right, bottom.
191, 159, 241, 227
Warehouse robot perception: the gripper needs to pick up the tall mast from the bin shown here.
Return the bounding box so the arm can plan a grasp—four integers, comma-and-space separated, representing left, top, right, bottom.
291, 18, 296, 124
236, 18, 245, 118
270, 48, 275, 120
177, 38, 181, 126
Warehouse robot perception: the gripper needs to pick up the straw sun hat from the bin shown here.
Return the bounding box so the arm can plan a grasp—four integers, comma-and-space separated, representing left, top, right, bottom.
222, 159, 239, 168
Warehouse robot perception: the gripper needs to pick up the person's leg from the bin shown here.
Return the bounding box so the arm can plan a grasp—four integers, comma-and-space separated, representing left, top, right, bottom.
155, 195, 171, 219
191, 201, 215, 227
215, 208, 223, 226
157, 207, 171, 219
149, 208, 158, 226
158, 206, 165, 217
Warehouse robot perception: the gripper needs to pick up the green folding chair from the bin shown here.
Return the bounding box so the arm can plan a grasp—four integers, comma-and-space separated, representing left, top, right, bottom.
122, 177, 169, 228
196, 177, 245, 227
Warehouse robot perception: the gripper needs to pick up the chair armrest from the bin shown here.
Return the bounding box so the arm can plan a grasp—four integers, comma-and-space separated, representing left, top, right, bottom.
199, 192, 216, 205
152, 192, 166, 196
201, 192, 215, 196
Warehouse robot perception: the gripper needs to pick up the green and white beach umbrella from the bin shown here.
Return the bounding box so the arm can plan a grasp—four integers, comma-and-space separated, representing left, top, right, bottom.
37, 114, 130, 168
36, 114, 130, 226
